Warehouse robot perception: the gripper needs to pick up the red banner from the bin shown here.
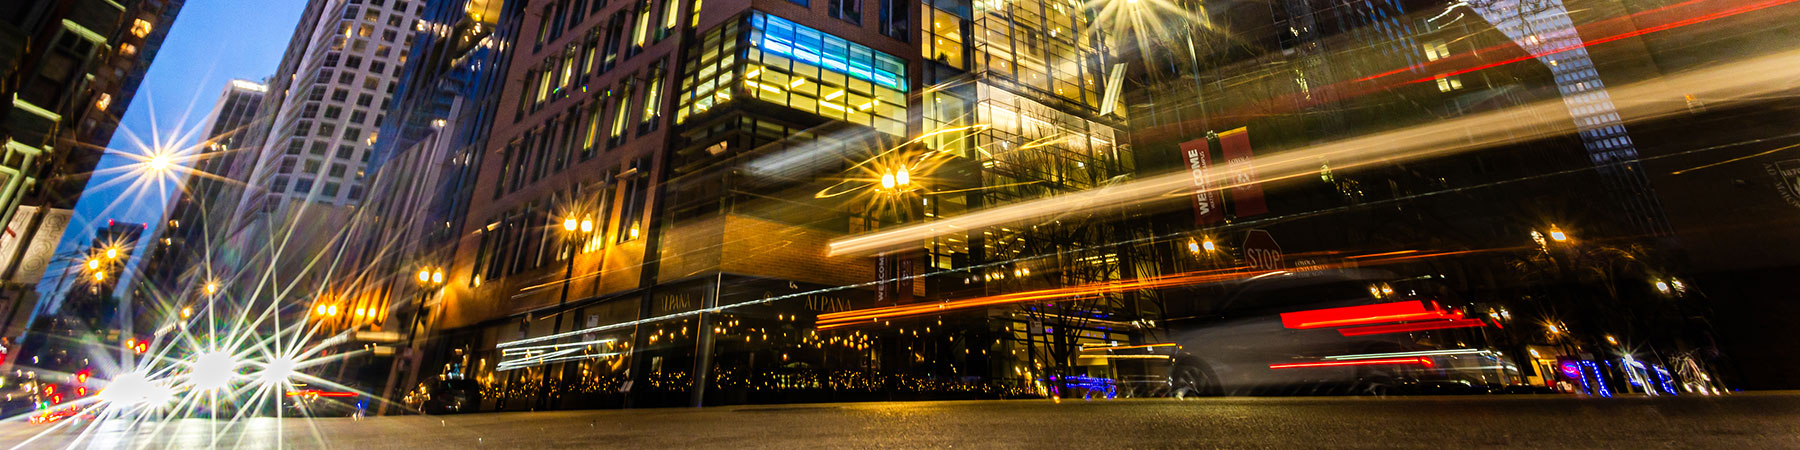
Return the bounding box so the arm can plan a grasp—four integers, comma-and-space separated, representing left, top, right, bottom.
1219, 128, 1268, 217
1181, 137, 1224, 225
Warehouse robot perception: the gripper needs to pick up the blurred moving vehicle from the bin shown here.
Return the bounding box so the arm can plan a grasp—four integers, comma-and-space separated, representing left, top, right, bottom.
403, 377, 480, 414
1165, 269, 1517, 396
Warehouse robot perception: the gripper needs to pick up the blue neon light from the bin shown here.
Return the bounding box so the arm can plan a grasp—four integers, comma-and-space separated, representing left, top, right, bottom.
750, 12, 907, 91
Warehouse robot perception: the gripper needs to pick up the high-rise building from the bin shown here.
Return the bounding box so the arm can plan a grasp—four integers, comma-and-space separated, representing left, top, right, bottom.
213, 0, 425, 301
324, 0, 514, 405
0, 0, 185, 343
140, 79, 266, 298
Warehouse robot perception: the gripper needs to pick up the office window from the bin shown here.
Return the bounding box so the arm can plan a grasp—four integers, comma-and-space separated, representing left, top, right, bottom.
739, 12, 908, 135
631, 0, 653, 54
924, 6, 963, 69
831, 0, 862, 25
659, 0, 681, 40
600, 12, 627, 72
607, 82, 634, 147
639, 59, 667, 134
879, 0, 907, 40
581, 103, 602, 159
674, 18, 739, 124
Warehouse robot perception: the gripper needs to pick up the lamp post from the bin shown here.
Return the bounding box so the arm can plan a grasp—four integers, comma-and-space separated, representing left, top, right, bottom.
408, 267, 445, 343
538, 214, 595, 410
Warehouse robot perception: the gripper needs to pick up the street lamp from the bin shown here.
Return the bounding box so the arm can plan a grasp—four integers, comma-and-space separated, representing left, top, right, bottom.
86, 258, 100, 270
538, 212, 598, 409
204, 282, 219, 296
1547, 224, 1569, 243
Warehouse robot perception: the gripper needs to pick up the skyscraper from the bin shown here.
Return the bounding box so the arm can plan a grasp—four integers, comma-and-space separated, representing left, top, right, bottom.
140, 79, 265, 299
214, 0, 425, 300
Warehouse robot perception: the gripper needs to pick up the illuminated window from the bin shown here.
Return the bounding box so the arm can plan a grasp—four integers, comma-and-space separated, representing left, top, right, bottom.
924, 6, 963, 69
95, 93, 111, 111
119, 43, 136, 56
661, 0, 682, 38
632, 0, 653, 51
640, 59, 667, 133
608, 82, 634, 147
1436, 76, 1463, 92
675, 20, 742, 124
971, 0, 1101, 109
131, 19, 152, 38
582, 103, 602, 159
1422, 40, 1450, 61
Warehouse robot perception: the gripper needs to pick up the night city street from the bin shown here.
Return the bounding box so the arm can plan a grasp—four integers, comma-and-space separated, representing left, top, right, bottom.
7, 395, 1800, 448
5, 0, 1800, 446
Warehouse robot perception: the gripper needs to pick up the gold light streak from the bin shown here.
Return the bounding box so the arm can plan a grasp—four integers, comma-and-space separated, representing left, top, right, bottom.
817, 247, 1520, 330
829, 46, 1800, 256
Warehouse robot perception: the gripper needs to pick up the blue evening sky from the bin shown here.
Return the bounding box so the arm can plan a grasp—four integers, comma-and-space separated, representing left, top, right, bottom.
36, 1, 304, 298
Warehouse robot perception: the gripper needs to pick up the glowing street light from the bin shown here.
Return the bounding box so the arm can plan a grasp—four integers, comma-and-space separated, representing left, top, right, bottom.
204, 282, 219, 296
93, 271, 105, 282
418, 269, 432, 283
563, 216, 579, 232
259, 357, 296, 385
105, 247, 119, 259
145, 153, 173, 173
87, 258, 100, 270
431, 270, 445, 284
99, 372, 173, 407
1547, 225, 1569, 243
189, 352, 238, 391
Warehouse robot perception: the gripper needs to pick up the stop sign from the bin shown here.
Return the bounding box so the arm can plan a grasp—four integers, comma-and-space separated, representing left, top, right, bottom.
1242, 229, 1283, 270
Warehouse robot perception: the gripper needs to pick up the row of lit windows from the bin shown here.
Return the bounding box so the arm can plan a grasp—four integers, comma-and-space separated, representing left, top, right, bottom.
675, 13, 908, 136
472, 159, 649, 286
497, 61, 666, 200
970, 1, 1103, 110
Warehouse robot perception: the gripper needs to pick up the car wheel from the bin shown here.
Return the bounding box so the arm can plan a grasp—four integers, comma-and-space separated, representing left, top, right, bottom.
1356, 370, 1397, 397
1170, 359, 1221, 398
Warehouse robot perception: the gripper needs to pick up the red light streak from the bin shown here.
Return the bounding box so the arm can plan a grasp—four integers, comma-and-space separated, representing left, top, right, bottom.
1405, 0, 1800, 85
1281, 301, 1437, 329
285, 390, 356, 398
817, 247, 1516, 331
1269, 357, 1435, 370
1336, 318, 1488, 336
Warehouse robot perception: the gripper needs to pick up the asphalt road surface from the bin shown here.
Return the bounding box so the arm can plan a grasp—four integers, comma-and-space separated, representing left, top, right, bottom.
4, 393, 1798, 448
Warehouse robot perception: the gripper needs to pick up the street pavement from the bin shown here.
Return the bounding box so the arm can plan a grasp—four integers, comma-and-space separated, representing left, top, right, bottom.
3, 393, 1798, 448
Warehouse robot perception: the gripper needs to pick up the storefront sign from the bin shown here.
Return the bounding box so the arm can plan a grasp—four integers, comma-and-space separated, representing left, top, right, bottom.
1220, 128, 1268, 217
1181, 137, 1224, 225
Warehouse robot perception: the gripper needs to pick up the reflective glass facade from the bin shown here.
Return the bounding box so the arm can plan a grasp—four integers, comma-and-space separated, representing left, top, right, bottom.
676, 12, 908, 136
